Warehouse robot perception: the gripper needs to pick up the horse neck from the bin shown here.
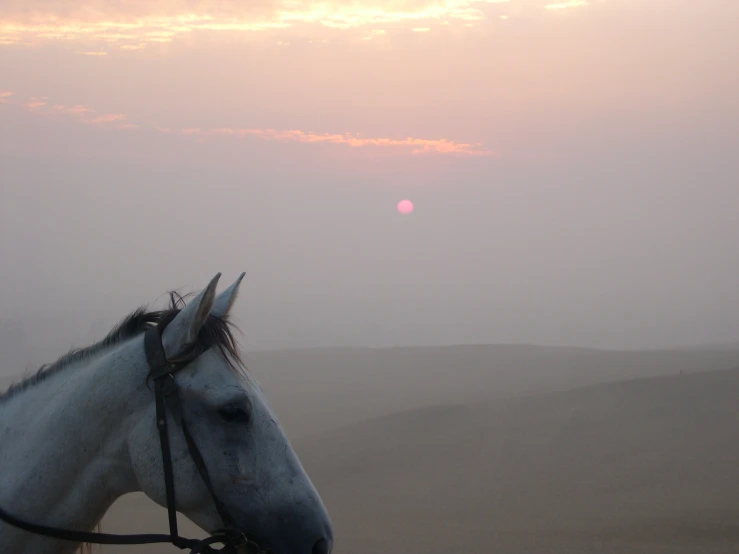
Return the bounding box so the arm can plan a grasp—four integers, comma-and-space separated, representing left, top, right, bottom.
0, 338, 148, 554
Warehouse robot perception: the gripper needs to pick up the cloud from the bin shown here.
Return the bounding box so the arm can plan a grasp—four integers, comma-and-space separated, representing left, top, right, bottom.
3, 91, 495, 157
52, 105, 91, 115
2, 95, 128, 128
185, 127, 495, 155
0, 0, 586, 50
86, 113, 126, 123
362, 28, 386, 40
545, 1, 588, 9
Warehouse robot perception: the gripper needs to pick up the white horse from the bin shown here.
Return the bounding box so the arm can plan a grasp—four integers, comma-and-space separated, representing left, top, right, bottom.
0, 273, 333, 554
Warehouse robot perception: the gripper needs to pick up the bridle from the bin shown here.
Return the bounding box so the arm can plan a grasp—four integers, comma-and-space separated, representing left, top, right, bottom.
0, 319, 264, 554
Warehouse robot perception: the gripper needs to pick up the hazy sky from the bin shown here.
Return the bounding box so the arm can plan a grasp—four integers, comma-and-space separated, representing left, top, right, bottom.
1, 0, 739, 358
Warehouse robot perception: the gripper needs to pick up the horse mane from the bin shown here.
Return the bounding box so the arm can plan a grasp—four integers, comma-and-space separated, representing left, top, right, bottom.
78, 524, 101, 554
0, 291, 245, 404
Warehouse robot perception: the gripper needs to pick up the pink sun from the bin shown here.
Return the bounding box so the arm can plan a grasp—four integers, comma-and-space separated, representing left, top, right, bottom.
397, 199, 414, 215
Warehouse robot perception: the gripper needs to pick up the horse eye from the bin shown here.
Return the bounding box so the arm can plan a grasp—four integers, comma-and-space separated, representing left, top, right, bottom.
217, 404, 250, 423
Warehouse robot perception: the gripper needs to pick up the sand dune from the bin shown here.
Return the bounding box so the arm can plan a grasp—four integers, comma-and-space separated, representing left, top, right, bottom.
297, 366, 739, 553
245, 344, 739, 438
4, 345, 739, 553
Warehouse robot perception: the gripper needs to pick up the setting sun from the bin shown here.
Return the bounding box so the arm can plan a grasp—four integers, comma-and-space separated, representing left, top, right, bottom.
397, 199, 414, 214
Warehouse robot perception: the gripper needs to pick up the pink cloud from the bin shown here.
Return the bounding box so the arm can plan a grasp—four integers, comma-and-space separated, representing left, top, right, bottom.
86, 113, 126, 123
53, 104, 91, 115
183, 127, 495, 156
6, 91, 496, 157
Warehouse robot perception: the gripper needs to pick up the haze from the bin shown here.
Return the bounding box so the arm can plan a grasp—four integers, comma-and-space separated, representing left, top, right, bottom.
2, 0, 739, 370
3, 3, 739, 552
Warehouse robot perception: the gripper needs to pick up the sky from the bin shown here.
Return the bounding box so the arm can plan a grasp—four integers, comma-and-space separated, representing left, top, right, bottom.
1, 0, 739, 363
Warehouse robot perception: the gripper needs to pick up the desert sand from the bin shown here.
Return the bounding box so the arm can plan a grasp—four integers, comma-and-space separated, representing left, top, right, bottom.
4, 344, 739, 553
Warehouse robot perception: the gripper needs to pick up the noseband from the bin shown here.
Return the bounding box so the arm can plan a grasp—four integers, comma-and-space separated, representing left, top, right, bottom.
0, 320, 264, 554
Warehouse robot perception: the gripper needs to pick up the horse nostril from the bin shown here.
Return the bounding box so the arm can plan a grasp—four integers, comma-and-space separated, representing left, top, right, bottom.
312, 537, 330, 554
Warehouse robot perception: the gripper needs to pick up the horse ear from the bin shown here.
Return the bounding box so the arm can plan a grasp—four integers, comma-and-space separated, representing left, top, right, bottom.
211, 272, 246, 318
161, 273, 221, 360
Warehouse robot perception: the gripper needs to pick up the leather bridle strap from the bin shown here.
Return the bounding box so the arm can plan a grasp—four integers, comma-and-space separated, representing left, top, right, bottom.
0, 504, 194, 547
171, 392, 238, 529
144, 321, 248, 553
155, 376, 181, 538
145, 321, 184, 541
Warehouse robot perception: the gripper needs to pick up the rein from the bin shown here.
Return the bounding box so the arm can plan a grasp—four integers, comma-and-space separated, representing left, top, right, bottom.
0, 320, 262, 554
